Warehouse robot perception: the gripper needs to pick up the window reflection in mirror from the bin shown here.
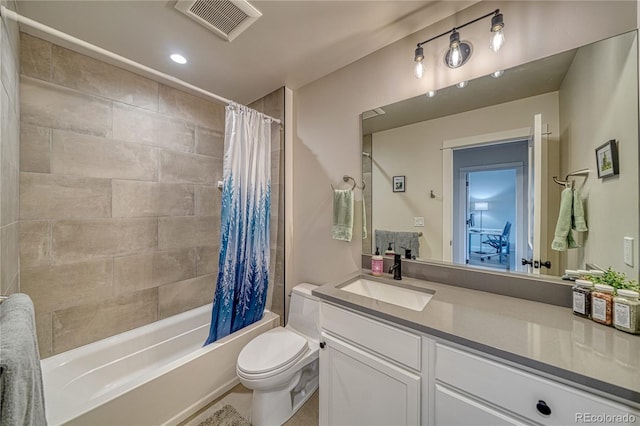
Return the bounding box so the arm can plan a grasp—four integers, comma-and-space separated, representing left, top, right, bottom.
361, 30, 639, 280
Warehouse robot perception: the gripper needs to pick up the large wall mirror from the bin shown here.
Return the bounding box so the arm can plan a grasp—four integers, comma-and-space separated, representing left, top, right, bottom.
362, 30, 639, 281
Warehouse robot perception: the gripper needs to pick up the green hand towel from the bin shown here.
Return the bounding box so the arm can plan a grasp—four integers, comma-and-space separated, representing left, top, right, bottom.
572, 189, 588, 232
332, 189, 354, 242
552, 188, 579, 251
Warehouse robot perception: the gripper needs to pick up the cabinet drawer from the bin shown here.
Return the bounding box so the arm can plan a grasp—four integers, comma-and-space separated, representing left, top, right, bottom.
435, 344, 639, 425
320, 303, 421, 371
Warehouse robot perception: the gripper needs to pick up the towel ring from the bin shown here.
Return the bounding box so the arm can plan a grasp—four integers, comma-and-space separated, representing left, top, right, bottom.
331, 175, 365, 191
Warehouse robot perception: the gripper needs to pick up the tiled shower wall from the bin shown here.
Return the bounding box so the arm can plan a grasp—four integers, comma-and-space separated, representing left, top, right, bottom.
0, 3, 20, 299
19, 33, 284, 357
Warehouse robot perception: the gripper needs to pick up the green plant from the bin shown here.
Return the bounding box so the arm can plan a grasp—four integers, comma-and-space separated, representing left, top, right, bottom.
587, 267, 639, 293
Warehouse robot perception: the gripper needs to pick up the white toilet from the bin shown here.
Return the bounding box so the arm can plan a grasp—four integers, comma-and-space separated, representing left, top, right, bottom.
236, 283, 320, 426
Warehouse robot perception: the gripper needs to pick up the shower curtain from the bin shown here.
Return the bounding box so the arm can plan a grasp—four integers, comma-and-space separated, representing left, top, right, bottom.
204, 103, 272, 345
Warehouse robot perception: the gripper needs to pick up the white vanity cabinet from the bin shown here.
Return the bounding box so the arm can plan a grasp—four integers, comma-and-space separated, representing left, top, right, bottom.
434, 343, 640, 426
318, 302, 422, 426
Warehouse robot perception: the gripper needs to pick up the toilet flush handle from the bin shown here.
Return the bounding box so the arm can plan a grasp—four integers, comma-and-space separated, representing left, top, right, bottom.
319, 341, 326, 349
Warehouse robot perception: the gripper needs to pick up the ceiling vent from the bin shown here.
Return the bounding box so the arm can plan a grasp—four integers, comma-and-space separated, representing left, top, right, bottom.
175, 0, 262, 42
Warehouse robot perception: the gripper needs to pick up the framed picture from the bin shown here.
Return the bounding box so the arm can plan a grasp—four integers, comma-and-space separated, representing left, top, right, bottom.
595, 140, 619, 178
393, 175, 405, 192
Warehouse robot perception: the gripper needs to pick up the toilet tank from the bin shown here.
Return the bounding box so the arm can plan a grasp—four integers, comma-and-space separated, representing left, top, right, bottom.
286, 283, 320, 341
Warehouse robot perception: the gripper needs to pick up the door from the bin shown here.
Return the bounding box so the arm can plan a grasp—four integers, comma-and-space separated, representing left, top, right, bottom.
319, 333, 420, 426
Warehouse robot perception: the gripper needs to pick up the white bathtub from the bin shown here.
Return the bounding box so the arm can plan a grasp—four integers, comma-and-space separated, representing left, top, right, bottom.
41, 305, 279, 425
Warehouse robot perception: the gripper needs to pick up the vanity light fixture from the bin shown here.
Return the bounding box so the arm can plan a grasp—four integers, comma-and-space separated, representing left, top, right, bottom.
426, 90, 437, 98
413, 9, 505, 78
491, 70, 504, 78
456, 81, 468, 89
170, 53, 187, 64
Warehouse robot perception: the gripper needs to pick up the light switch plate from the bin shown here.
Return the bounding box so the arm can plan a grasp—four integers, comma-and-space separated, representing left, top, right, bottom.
414, 217, 425, 227
624, 237, 634, 266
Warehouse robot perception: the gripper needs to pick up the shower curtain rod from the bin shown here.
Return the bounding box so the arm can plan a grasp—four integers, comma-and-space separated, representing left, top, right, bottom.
4, 9, 282, 125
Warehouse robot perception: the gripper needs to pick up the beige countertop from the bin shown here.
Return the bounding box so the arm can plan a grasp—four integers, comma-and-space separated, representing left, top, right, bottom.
312, 271, 640, 407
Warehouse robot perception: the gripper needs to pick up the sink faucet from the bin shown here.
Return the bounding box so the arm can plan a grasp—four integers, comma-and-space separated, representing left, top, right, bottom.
388, 254, 402, 280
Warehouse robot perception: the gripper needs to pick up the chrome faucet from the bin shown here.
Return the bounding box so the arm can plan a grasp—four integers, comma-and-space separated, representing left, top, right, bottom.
388, 254, 402, 280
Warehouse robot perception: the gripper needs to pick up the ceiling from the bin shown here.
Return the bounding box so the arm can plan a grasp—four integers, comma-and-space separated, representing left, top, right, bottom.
15, 0, 475, 105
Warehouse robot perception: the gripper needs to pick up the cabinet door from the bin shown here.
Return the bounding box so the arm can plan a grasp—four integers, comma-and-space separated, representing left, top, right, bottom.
319, 333, 420, 426
435, 384, 530, 426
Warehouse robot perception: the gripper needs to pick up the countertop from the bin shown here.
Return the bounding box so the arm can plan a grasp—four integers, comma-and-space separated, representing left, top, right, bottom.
312, 271, 640, 407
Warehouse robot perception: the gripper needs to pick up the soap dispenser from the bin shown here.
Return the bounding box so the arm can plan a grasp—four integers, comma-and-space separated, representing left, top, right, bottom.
384, 243, 395, 257
371, 247, 383, 276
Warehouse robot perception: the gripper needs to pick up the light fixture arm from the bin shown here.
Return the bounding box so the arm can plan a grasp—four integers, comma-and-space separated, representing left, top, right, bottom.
415, 9, 500, 49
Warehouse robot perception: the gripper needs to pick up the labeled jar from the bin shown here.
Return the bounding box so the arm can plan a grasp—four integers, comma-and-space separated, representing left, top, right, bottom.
591, 284, 614, 326
613, 289, 640, 334
572, 279, 593, 318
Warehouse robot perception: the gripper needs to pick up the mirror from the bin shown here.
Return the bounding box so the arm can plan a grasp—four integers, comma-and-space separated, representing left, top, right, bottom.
362, 30, 639, 280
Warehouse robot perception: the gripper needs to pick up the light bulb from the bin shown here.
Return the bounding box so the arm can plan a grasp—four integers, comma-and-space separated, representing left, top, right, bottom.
457, 81, 468, 89
490, 29, 505, 52
448, 45, 463, 68
426, 90, 437, 98
491, 70, 504, 78
414, 60, 425, 79
170, 54, 187, 64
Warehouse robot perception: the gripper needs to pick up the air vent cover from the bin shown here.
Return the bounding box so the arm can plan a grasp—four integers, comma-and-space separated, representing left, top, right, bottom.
175, 0, 262, 42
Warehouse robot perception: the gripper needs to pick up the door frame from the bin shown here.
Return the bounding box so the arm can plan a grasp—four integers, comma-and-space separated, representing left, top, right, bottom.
442, 127, 531, 262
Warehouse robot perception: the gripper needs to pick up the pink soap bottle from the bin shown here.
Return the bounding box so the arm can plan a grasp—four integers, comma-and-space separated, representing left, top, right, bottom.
371, 247, 384, 276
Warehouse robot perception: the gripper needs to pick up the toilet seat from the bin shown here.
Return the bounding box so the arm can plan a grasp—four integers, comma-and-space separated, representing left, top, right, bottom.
237, 327, 308, 380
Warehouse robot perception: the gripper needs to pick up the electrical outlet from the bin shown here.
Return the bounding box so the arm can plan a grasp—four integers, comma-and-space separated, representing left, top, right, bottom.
624, 237, 634, 267
414, 217, 425, 227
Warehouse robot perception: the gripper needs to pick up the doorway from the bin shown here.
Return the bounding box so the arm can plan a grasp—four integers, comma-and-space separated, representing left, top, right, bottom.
452, 141, 529, 272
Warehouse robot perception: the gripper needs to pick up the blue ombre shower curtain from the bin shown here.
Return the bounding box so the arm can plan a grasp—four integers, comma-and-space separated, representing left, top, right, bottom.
204, 102, 271, 345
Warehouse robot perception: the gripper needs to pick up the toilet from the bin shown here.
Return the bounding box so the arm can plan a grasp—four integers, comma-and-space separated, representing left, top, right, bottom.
236, 283, 320, 426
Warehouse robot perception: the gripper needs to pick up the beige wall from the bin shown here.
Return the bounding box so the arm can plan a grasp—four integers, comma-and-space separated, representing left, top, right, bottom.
559, 31, 639, 277
19, 34, 285, 356
292, 1, 637, 286
370, 92, 560, 263
0, 1, 20, 298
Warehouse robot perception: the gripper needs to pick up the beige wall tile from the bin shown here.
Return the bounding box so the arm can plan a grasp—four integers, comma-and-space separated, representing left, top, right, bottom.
158, 216, 218, 250
113, 248, 196, 294
159, 150, 220, 184
52, 218, 158, 264
20, 33, 52, 81
1, 92, 19, 226
112, 180, 194, 217
20, 221, 51, 268
196, 245, 219, 276
0, 222, 19, 293
51, 130, 158, 181
21, 259, 114, 314
20, 172, 112, 220
112, 103, 195, 152
35, 312, 53, 359
195, 185, 220, 217
271, 149, 281, 185
158, 274, 215, 319
158, 84, 224, 130
21, 76, 112, 137
195, 126, 224, 157
52, 45, 159, 110
1, 23, 18, 108
20, 123, 50, 173
52, 288, 158, 354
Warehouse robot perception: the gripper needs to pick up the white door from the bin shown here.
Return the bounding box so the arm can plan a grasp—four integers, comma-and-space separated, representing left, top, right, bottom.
435, 384, 529, 426
319, 333, 420, 426
526, 113, 548, 275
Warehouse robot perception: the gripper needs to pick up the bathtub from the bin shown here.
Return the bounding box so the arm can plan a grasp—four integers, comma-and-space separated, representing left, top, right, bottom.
41, 305, 279, 425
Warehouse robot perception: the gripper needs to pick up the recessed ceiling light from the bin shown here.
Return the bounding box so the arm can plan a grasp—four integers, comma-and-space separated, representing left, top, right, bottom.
170, 54, 187, 64
491, 70, 504, 78
426, 90, 437, 98
456, 81, 468, 89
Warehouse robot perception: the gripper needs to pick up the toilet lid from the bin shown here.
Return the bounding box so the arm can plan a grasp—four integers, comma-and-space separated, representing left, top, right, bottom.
237, 327, 308, 375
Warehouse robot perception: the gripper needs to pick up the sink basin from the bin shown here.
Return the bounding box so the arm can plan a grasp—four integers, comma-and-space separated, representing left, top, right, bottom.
339, 278, 433, 311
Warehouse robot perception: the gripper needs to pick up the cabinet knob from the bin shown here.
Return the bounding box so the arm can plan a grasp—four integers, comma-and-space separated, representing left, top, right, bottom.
320, 341, 326, 349
536, 400, 552, 416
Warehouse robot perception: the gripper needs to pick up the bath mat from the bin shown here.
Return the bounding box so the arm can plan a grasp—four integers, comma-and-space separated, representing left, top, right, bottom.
198, 404, 250, 426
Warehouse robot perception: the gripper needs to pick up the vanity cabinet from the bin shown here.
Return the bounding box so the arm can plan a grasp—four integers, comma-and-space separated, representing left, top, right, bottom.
434, 343, 640, 426
318, 302, 421, 425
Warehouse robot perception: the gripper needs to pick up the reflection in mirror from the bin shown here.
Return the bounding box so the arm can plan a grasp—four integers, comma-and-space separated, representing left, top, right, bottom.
362, 30, 638, 280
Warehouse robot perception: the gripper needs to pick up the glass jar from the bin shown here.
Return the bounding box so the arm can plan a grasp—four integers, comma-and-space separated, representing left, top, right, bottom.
572, 279, 593, 318
591, 284, 614, 326
613, 289, 640, 334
